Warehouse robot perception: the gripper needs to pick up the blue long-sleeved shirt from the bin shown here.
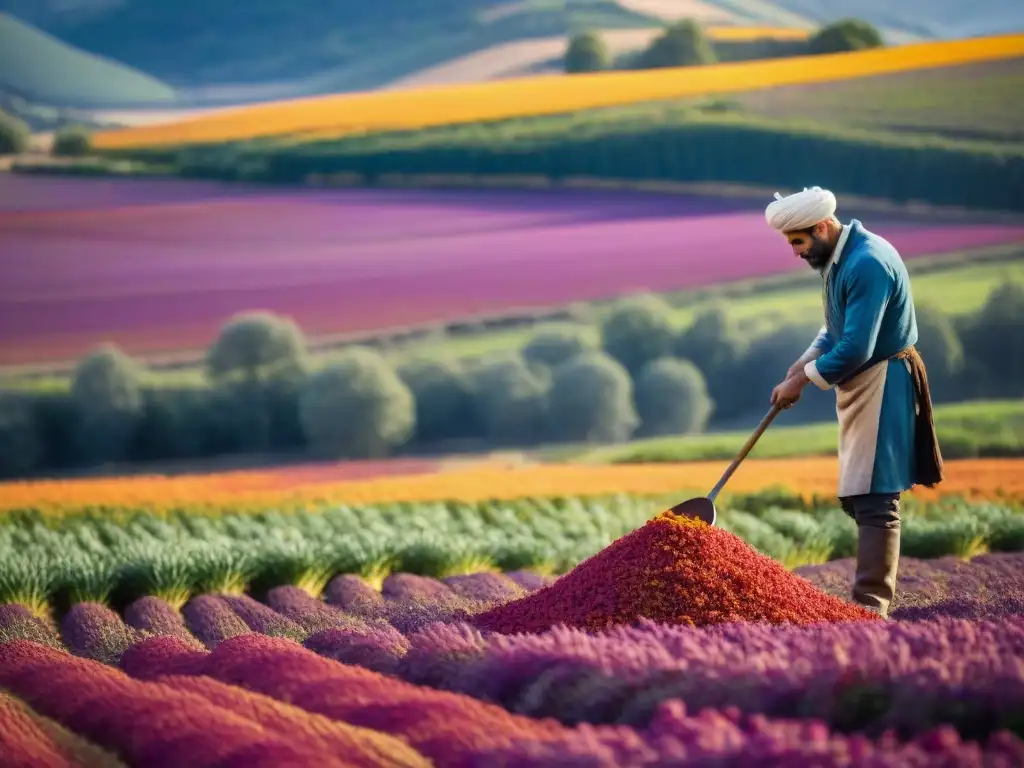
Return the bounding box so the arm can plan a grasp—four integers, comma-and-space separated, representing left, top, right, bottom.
802, 219, 920, 495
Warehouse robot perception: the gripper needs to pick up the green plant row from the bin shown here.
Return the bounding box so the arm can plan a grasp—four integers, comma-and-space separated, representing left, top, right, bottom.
2, 493, 1020, 616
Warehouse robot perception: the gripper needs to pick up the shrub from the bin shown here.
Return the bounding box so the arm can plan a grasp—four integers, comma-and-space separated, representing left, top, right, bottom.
547, 351, 638, 443
634, 356, 713, 436
298, 348, 415, 458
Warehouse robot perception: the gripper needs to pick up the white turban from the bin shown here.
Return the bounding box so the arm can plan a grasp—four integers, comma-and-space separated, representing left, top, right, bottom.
764, 186, 837, 232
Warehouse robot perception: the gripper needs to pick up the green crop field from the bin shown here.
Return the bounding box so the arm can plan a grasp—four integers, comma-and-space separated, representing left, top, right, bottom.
561, 399, 1024, 464
729, 57, 1024, 144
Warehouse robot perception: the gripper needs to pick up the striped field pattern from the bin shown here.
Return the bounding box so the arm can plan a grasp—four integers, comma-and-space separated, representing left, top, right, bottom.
90, 34, 1024, 149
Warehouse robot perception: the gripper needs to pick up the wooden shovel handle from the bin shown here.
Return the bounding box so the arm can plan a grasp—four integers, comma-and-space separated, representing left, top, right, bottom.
708, 403, 782, 502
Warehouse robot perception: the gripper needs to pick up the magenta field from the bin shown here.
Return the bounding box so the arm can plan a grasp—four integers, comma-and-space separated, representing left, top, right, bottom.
2, 174, 1023, 366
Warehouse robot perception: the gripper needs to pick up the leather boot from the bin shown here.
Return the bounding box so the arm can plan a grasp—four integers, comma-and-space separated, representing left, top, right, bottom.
852, 524, 900, 618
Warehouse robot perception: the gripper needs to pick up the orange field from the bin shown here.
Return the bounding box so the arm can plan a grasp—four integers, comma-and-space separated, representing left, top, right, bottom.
2, 458, 1020, 517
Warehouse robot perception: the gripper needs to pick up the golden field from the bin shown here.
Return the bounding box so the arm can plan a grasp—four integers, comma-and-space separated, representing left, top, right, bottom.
704, 26, 809, 41
1, 458, 1020, 518
91, 34, 1024, 150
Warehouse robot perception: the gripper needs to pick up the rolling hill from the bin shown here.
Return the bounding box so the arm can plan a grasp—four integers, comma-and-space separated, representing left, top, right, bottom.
0, 12, 176, 107
87, 34, 1024, 150
4, 0, 1022, 110
762, 0, 1024, 39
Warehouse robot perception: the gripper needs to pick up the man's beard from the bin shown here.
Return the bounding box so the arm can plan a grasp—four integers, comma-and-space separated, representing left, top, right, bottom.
801, 236, 833, 271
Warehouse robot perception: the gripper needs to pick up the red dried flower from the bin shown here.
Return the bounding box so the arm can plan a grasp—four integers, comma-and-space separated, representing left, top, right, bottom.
472, 512, 881, 634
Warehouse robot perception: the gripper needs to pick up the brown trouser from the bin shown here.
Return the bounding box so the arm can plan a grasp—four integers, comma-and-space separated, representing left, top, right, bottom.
840, 492, 900, 617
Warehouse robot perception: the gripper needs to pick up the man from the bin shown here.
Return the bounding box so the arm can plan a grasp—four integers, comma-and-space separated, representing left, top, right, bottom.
764, 186, 944, 619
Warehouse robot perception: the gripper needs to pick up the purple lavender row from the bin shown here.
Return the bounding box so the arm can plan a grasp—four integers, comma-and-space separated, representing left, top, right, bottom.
124, 596, 205, 649
334, 615, 1024, 740
60, 602, 144, 666
181, 595, 252, 649
796, 552, 1024, 618
266, 585, 373, 634
117, 632, 1024, 767
0, 603, 63, 650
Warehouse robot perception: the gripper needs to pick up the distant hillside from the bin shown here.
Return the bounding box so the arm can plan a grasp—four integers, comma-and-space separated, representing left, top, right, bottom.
760, 0, 1024, 39
729, 56, 1024, 145
0, 12, 176, 107
0, 1, 662, 101
3, 0, 1021, 108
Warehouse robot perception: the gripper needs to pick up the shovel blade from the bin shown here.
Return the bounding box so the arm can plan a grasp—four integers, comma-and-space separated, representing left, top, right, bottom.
667, 497, 717, 526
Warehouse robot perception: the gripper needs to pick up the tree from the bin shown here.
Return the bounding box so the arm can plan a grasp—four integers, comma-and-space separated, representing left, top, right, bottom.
0, 393, 41, 478
634, 356, 713, 436
0, 109, 30, 155
521, 324, 596, 369
51, 125, 92, 157
206, 311, 307, 384
299, 347, 415, 458
808, 19, 884, 55
470, 354, 549, 445
70, 343, 145, 464
912, 303, 965, 402
397, 355, 476, 443
547, 351, 638, 443
674, 301, 748, 390
600, 293, 676, 376
635, 19, 716, 69
958, 279, 1024, 398
206, 311, 308, 452
724, 321, 833, 425
564, 31, 610, 73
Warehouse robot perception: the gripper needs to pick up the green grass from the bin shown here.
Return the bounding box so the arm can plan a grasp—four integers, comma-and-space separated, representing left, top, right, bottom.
666, 255, 1024, 333
0, 13, 177, 107
729, 57, 1024, 145
566, 399, 1024, 463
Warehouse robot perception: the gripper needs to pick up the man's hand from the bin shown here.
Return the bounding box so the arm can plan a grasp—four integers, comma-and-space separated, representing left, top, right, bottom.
786, 359, 806, 380
771, 370, 810, 409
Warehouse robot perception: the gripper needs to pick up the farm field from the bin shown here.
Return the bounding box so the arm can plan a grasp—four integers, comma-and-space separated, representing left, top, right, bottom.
2, 454, 1021, 519
732, 56, 1024, 144
2, 473, 1023, 764
3, 174, 1023, 368
87, 33, 1024, 149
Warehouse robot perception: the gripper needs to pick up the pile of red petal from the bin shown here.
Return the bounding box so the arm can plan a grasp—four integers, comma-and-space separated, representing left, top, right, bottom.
472, 511, 881, 634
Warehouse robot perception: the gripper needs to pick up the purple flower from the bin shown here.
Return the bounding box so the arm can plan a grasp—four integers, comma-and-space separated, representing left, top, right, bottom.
181, 595, 252, 649
303, 622, 410, 675
266, 585, 370, 634
442, 573, 526, 604
60, 602, 141, 666
0, 603, 63, 650
323, 575, 387, 619
124, 596, 204, 648
218, 594, 308, 643
381, 574, 454, 602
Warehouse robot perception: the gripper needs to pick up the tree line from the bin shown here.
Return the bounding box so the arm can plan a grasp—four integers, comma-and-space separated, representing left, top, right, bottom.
1, 278, 1021, 479
115, 107, 1024, 215
564, 18, 884, 74
0, 107, 94, 157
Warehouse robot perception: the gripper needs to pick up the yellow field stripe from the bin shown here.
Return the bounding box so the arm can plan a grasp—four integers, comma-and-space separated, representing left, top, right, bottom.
92, 34, 1024, 150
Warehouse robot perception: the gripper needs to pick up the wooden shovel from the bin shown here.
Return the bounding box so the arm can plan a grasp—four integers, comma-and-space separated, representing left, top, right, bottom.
666, 403, 783, 526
